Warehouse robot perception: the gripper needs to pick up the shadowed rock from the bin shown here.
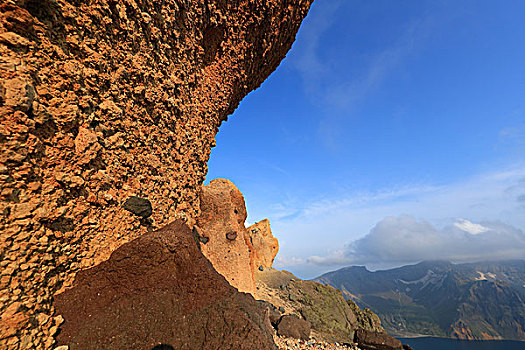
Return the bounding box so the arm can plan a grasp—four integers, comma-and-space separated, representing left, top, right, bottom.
123, 196, 153, 218
54, 220, 276, 350
354, 329, 403, 350
277, 315, 311, 340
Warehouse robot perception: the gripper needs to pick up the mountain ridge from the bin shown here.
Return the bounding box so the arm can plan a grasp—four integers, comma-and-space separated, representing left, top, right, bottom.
315, 260, 525, 341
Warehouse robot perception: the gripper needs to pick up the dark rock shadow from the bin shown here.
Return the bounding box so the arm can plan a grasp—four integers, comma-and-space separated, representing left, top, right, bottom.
152, 345, 174, 350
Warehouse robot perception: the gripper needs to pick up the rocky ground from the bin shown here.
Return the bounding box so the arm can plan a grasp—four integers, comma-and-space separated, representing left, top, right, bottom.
275, 335, 361, 350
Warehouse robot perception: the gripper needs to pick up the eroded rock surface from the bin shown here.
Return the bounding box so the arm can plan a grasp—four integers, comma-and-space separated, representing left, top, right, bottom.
196, 179, 256, 294
195, 179, 282, 294
248, 219, 279, 269
0, 0, 312, 347
54, 220, 277, 350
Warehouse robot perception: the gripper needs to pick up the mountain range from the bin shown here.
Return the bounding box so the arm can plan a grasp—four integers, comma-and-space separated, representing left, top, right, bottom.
315, 260, 525, 341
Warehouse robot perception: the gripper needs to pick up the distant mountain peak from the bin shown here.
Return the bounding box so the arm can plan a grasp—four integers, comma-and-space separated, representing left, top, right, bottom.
315, 260, 525, 341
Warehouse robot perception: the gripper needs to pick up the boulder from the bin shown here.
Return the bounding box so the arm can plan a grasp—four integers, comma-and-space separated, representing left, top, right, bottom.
248, 219, 279, 268
196, 179, 256, 294
257, 300, 283, 327
354, 329, 404, 350
54, 220, 276, 350
277, 315, 311, 340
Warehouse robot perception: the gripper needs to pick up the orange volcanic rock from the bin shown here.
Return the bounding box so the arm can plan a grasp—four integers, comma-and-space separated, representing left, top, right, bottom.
0, 0, 312, 348
196, 179, 256, 294
248, 219, 279, 269
196, 180, 282, 295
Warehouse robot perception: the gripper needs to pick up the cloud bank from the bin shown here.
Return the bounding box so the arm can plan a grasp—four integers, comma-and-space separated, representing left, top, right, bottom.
308, 216, 525, 267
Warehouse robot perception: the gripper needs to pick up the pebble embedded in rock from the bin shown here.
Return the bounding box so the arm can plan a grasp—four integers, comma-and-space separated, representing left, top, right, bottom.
123, 196, 153, 218
226, 231, 237, 241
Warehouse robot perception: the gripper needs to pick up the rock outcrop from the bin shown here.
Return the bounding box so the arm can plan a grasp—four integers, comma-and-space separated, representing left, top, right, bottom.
54, 220, 276, 350
195, 179, 282, 294
346, 299, 384, 334
0, 0, 312, 348
248, 219, 279, 269
196, 178, 256, 294
255, 269, 366, 343
195, 179, 387, 344
354, 329, 403, 350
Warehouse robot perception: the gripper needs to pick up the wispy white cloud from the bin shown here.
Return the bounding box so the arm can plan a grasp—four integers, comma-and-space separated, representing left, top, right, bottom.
291, 0, 343, 92
498, 122, 525, 155
288, 2, 454, 151
293, 4, 436, 107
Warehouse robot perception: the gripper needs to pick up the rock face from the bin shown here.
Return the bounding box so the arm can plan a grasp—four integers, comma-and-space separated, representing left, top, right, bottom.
196, 179, 256, 294
347, 299, 384, 334
195, 179, 282, 294
54, 220, 277, 350
0, 0, 312, 347
248, 219, 279, 269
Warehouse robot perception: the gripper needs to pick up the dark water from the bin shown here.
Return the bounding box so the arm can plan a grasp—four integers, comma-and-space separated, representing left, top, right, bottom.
399, 337, 525, 350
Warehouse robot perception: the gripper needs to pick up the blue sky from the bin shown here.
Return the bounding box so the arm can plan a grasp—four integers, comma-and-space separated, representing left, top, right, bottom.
206, 0, 525, 279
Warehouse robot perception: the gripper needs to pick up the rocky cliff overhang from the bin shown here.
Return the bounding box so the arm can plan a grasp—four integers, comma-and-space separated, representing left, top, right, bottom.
0, 0, 312, 348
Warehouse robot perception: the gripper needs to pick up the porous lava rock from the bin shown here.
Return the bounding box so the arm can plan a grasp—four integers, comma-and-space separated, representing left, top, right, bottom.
0, 0, 312, 347
196, 179, 256, 294
248, 218, 279, 269
53, 220, 277, 350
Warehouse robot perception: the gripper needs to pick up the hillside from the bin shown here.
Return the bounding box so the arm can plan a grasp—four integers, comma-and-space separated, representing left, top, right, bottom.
315, 260, 525, 340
